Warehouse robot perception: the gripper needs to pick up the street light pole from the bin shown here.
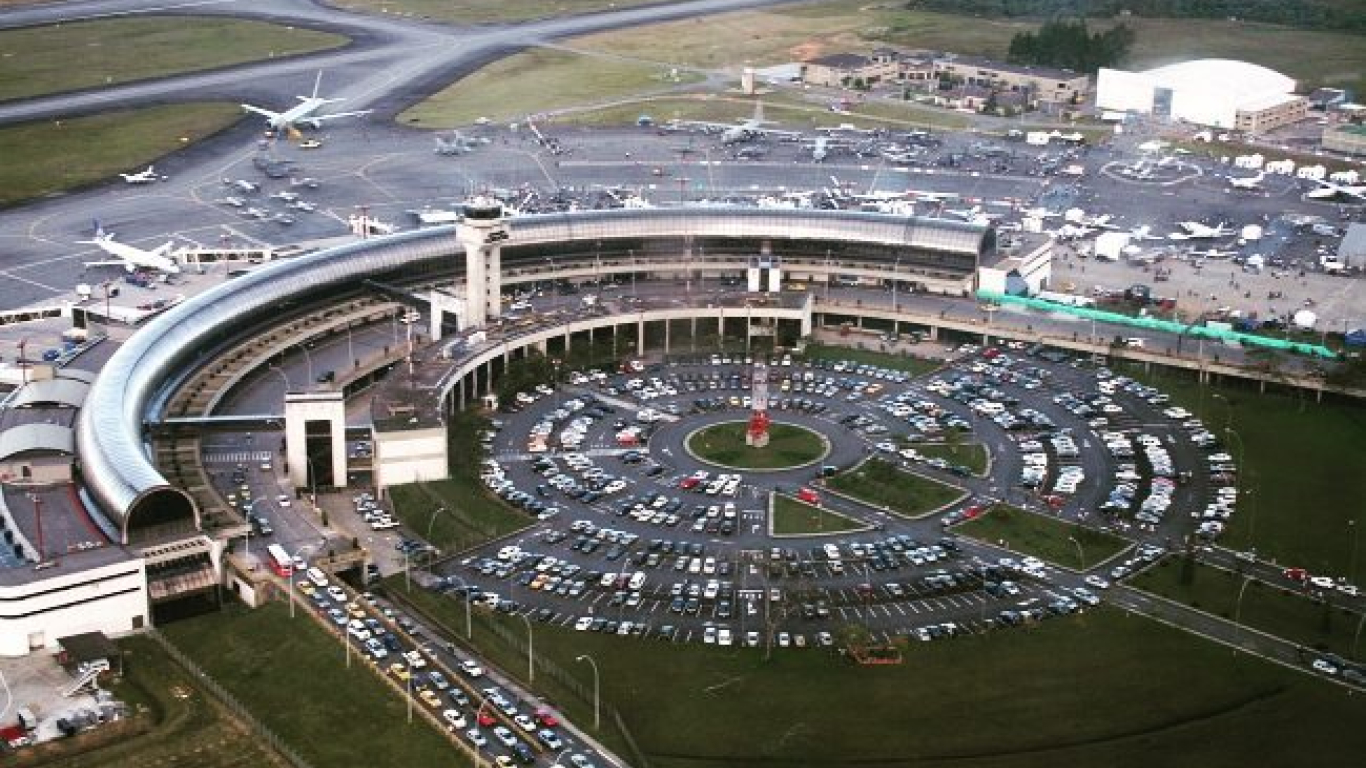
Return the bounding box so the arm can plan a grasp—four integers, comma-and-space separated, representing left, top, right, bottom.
1067, 535, 1085, 571
517, 613, 534, 683
426, 506, 451, 543
1234, 575, 1254, 656
575, 654, 600, 731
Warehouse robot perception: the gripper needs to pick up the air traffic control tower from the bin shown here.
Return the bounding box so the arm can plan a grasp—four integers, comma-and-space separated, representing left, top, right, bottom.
454, 197, 509, 328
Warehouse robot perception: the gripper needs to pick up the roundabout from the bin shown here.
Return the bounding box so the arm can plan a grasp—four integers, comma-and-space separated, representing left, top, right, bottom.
683, 420, 829, 471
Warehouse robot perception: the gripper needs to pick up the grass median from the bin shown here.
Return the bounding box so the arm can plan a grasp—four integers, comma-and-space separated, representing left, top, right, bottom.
0, 16, 345, 102
381, 590, 1366, 767
801, 344, 942, 377
913, 441, 989, 475
954, 504, 1131, 570
687, 421, 827, 470
387, 411, 536, 554
1133, 556, 1366, 659
0, 103, 242, 207
771, 493, 867, 535
332, 0, 660, 24
826, 457, 965, 519
400, 48, 698, 128
160, 601, 469, 768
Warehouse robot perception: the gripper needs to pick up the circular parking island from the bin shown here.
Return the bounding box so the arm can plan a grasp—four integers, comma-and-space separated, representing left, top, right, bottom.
685, 421, 829, 471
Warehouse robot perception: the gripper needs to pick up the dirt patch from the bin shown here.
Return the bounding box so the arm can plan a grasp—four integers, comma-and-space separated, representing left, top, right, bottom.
787, 40, 825, 61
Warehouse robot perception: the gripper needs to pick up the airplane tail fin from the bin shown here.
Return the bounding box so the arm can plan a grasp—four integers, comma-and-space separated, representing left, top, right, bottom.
92, 219, 108, 239
311, 70, 324, 100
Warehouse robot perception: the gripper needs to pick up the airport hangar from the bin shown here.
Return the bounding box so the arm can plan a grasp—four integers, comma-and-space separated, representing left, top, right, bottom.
1096, 59, 1308, 133
0, 205, 1047, 656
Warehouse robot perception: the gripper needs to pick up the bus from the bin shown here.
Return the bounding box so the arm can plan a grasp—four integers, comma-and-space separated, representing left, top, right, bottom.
266, 544, 293, 578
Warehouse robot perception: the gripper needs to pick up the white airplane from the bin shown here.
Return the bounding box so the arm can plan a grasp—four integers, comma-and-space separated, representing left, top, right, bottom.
241, 71, 371, 132
79, 223, 180, 274
809, 137, 831, 162
1168, 221, 1236, 240
1227, 171, 1264, 190
1306, 178, 1366, 201
1187, 247, 1238, 260
1129, 225, 1163, 241
672, 102, 800, 145
120, 165, 162, 184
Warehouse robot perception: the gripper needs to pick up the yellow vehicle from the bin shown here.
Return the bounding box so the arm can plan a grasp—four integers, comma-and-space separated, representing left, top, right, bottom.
388, 663, 411, 683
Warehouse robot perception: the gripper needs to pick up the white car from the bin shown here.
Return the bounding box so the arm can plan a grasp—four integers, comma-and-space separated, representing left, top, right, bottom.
1311, 659, 1338, 676
465, 727, 487, 748
1083, 575, 1110, 590
276, 494, 292, 507
443, 709, 467, 729
459, 659, 485, 677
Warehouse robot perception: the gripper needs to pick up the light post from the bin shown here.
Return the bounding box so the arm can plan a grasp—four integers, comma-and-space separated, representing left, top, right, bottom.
444, 574, 473, 639
298, 343, 315, 385
268, 364, 292, 394
1223, 426, 1254, 546
575, 654, 600, 731
1349, 519, 1359, 584
516, 612, 535, 683
1234, 574, 1254, 655
405, 658, 413, 723
891, 256, 901, 312
1067, 535, 1085, 571
288, 544, 318, 619
426, 505, 452, 543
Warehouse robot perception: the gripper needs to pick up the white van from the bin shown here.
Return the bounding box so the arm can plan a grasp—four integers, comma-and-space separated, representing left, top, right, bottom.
306, 567, 329, 588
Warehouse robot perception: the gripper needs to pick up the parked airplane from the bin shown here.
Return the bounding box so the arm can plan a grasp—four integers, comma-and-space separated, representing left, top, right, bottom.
1168, 221, 1236, 240
241, 71, 371, 132
809, 137, 831, 162
1186, 247, 1238, 260
79, 223, 180, 274
120, 165, 163, 184
1227, 171, 1265, 190
1306, 178, 1366, 201
672, 102, 800, 145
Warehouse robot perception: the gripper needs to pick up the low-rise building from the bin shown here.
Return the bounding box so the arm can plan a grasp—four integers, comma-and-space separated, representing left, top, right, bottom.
1323, 123, 1366, 157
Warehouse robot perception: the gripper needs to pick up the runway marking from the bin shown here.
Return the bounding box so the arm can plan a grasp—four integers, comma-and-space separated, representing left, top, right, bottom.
0, 270, 63, 295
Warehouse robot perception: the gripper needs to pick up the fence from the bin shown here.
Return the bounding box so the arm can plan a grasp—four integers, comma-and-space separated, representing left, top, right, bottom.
146, 629, 316, 768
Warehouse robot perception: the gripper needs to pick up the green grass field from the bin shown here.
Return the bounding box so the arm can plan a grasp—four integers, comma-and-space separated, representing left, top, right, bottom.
801, 344, 943, 377
1119, 364, 1366, 585
772, 493, 867, 535
387, 412, 536, 553
826, 457, 965, 518
399, 48, 697, 128
1134, 557, 1366, 659
161, 602, 470, 768
687, 421, 827, 469
0, 16, 345, 102
387, 593, 1366, 768
0, 103, 242, 207
568, 1, 1366, 95
955, 504, 1132, 571
913, 442, 989, 475
332, 0, 662, 24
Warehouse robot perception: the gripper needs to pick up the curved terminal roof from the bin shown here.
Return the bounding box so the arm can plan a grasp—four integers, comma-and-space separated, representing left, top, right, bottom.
1142, 59, 1295, 101
9, 377, 90, 409
77, 208, 989, 540
0, 423, 73, 460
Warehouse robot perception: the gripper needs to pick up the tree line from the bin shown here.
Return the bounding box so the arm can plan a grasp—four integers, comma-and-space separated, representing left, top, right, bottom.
1006, 18, 1136, 71
904, 0, 1366, 34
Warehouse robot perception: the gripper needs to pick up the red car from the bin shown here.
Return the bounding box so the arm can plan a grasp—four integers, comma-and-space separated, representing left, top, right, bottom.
534, 709, 559, 728
476, 710, 497, 728
680, 477, 700, 490
962, 504, 987, 520
1283, 568, 1308, 583
797, 487, 821, 505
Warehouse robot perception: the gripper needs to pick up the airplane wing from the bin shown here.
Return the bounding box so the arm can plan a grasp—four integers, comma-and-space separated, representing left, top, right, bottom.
242, 104, 283, 121
309, 109, 372, 123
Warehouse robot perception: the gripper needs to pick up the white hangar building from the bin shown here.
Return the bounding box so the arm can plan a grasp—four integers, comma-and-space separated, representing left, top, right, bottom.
1096, 59, 1305, 131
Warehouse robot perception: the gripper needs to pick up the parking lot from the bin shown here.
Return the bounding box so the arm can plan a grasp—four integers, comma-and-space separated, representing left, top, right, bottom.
372, 340, 1337, 661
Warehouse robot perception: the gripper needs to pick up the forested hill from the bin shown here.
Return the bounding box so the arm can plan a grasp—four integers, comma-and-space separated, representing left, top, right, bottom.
904, 1, 1366, 34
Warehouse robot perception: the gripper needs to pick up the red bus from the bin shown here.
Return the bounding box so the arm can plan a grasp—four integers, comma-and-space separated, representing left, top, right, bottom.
266, 544, 293, 578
